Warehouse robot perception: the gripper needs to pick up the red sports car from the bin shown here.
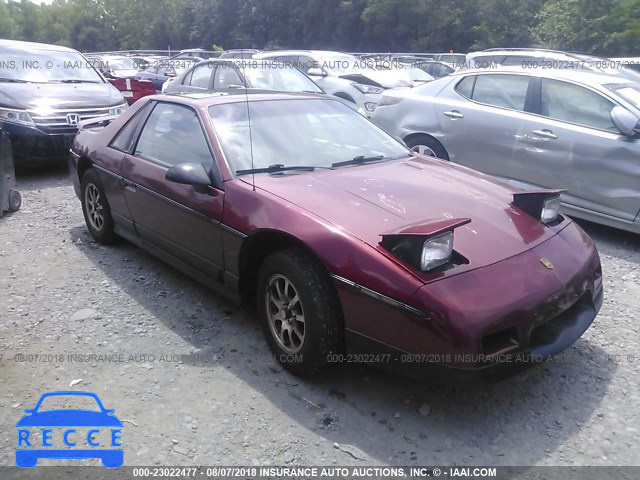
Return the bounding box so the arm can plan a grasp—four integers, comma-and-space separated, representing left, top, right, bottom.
69, 92, 602, 378
107, 78, 156, 105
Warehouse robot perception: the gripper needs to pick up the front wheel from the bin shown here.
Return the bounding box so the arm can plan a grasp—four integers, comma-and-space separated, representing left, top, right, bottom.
405, 134, 449, 161
80, 169, 117, 244
257, 249, 343, 376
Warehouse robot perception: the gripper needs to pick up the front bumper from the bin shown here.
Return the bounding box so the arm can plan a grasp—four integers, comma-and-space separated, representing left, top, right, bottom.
337, 221, 602, 376
3, 122, 76, 165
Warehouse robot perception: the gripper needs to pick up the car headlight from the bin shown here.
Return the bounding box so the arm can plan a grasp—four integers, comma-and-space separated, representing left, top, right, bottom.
541, 196, 561, 224
0, 107, 35, 127
385, 231, 457, 273
420, 231, 453, 271
512, 191, 564, 226
353, 83, 384, 95
108, 104, 127, 116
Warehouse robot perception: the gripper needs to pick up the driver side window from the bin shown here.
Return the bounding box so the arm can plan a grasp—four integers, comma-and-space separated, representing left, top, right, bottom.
190, 64, 212, 88
541, 79, 616, 131
213, 65, 243, 89
134, 103, 214, 169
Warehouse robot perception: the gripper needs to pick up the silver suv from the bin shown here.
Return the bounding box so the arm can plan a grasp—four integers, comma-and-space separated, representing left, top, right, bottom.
254, 50, 411, 116
371, 67, 640, 234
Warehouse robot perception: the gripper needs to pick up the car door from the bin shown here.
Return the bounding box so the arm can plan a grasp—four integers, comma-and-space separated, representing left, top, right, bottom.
434, 73, 534, 177
179, 63, 214, 92
100, 101, 156, 238
516, 77, 640, 221
121, 101, 225, 278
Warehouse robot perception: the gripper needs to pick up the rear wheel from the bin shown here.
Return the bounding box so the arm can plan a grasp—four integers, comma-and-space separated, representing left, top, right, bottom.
405, 134, 449, 160
257, 248, 343, 376
80, 169, 117, 244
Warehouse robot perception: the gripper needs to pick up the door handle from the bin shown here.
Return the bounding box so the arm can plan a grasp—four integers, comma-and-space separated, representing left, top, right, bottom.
532, 129, 558, 140
122, 178, 136, 193
443, 110, 464, 119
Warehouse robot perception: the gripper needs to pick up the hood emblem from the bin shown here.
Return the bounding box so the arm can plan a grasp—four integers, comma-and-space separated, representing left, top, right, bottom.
66, 113, 80, 126
540, 258, 554, 270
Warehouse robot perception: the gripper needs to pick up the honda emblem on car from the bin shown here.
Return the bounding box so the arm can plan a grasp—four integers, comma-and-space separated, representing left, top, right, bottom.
65, 113, 80, 126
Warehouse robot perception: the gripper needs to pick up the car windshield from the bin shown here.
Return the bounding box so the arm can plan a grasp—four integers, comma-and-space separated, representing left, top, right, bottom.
238, 62, 322, 92
37, 395, 102, 412
0, 48, 103, 83
105, 57, 137, 71
209, 98, 409, 174
610, 83, 640, 110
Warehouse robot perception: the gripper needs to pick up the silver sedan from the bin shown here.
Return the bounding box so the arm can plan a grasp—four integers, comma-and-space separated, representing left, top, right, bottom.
371, 67, 640, 234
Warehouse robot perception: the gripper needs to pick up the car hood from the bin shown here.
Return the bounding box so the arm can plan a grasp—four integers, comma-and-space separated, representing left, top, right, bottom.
16, 410, 123, 427
0, 82, 124, 110
253, 156, 561, 268
339, 70, 412, 89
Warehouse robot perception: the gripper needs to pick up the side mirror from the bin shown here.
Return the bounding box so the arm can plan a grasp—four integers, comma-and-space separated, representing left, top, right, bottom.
166, 163, 212, 188
611, 105, 639, 136
307, 67, 327, 77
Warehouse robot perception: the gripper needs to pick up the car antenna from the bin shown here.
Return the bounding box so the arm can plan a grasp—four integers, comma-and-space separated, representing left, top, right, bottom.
239, 59, 256, 191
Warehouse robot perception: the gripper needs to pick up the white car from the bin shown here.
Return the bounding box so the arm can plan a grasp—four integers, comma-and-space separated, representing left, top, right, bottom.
254, 50, 411, 116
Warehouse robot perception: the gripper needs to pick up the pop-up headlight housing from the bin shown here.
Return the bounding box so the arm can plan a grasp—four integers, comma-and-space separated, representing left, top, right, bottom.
380, 217, 470, 273
512, 190, 564, 225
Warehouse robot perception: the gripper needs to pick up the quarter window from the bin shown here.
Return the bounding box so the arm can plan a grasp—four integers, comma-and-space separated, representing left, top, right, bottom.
472, 74, 529, 110
455, 76, 475, 99
110, 101, 155, 153
134, 103, 214, 168
541, 79, 615, 130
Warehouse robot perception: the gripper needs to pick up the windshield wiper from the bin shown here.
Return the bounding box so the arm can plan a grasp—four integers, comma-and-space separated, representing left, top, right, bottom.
331, 155, 385, 168
236, 164, 332, 176
0, 77, 28, 83
50, 79, 101, 84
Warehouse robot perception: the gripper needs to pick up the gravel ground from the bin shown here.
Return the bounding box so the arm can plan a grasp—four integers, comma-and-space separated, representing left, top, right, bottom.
0, 165, 638, 468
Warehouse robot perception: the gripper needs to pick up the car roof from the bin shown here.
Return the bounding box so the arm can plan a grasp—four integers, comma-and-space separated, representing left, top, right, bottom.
0, 38, 79, 53
256, 50, 351, 58
452, 66, 636, 87
467, 49, 600, 63
155, 91, 333, 108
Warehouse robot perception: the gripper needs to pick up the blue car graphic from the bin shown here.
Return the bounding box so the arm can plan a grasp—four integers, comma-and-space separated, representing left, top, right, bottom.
16, 391, 123, 468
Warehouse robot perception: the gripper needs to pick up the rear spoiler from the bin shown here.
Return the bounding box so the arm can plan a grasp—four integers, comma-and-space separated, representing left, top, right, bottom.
77, 115, 118, 131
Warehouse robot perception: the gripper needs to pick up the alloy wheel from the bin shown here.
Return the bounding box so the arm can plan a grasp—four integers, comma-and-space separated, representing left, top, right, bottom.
265, 273, 305, 354
85, 183, 105, 231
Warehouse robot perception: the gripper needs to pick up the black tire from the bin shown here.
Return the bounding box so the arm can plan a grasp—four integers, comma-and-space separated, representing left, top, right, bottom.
405, 134, 449, 160
257, 248, 343, 376
80, 168, 117, 244
8, 189, 21, 211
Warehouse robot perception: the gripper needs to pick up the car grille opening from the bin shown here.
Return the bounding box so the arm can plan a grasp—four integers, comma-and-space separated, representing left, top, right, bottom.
482, 326, 519, 356
529, 293, 590, 349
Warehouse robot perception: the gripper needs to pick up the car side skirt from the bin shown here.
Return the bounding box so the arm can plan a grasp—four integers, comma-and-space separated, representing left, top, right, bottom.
114, 223, 241, 304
